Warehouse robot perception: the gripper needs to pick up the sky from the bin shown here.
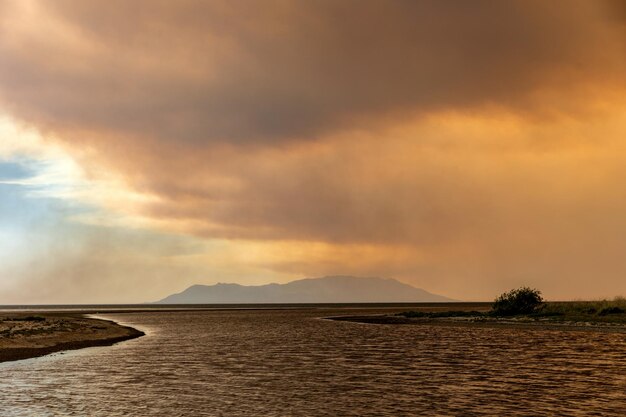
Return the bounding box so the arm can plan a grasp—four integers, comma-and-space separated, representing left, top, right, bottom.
1, 0, 626, 303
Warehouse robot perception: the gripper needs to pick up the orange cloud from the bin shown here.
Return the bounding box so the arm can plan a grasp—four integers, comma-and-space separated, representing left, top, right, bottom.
1, 1, 626, 301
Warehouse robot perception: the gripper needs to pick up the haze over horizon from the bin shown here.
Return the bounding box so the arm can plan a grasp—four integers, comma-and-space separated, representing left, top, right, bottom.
1, 0, 626, 303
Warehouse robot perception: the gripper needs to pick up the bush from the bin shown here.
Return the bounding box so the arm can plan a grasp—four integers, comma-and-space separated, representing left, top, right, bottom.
492, 287, 543, 316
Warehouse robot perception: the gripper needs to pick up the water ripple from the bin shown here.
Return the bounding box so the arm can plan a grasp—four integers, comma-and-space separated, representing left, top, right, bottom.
1, 309, 626, 416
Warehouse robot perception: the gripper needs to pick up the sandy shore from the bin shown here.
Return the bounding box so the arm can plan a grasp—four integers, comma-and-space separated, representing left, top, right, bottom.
0, 313, 144, 363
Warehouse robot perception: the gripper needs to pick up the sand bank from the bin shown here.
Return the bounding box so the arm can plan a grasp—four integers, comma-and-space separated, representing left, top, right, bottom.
0, 313, 144, 363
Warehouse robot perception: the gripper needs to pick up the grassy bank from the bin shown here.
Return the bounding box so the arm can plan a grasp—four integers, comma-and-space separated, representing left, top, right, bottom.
533, 299, 626, 323
396, 298, 626, 325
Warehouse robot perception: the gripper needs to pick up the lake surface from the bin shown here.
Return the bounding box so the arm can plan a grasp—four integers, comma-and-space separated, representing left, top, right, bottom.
2, 307, 626, 416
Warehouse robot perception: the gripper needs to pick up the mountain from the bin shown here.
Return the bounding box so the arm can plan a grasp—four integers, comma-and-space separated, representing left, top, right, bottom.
155, 275, 454, 303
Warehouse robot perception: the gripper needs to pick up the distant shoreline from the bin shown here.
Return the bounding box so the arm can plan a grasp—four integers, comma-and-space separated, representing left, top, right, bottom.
0, 302, 491, 315
325, 314, 626, 333
0, 313, 144, 363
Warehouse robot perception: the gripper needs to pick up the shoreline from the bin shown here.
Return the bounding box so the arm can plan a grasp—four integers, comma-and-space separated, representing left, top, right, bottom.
325, 314, 626, 333
0, 314, 144, 364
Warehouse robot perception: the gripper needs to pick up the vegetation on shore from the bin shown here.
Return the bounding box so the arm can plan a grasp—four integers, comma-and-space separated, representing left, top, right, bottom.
397, 287, 626, 325
492, 287, 543, 315
534, 298, 626, 323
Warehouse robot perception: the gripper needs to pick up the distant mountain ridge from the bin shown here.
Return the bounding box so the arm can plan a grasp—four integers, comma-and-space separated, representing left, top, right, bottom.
156, 275, 453, 303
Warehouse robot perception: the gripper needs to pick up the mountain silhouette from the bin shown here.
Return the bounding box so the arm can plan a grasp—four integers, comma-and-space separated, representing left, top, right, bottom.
156, 275, 453, 303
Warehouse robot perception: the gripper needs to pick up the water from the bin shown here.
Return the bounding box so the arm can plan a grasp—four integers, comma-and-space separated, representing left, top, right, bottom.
1, 308, 626, 416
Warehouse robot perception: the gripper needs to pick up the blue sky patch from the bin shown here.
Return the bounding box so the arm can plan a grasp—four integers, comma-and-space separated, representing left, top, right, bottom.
0, 160, 35, 181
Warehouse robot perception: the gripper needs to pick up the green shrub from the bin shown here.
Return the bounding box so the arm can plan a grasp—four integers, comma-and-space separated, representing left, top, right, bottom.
492, 287, 543, 316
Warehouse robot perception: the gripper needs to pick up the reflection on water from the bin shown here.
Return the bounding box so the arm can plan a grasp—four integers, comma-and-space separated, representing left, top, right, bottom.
1, 308, 626, 416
